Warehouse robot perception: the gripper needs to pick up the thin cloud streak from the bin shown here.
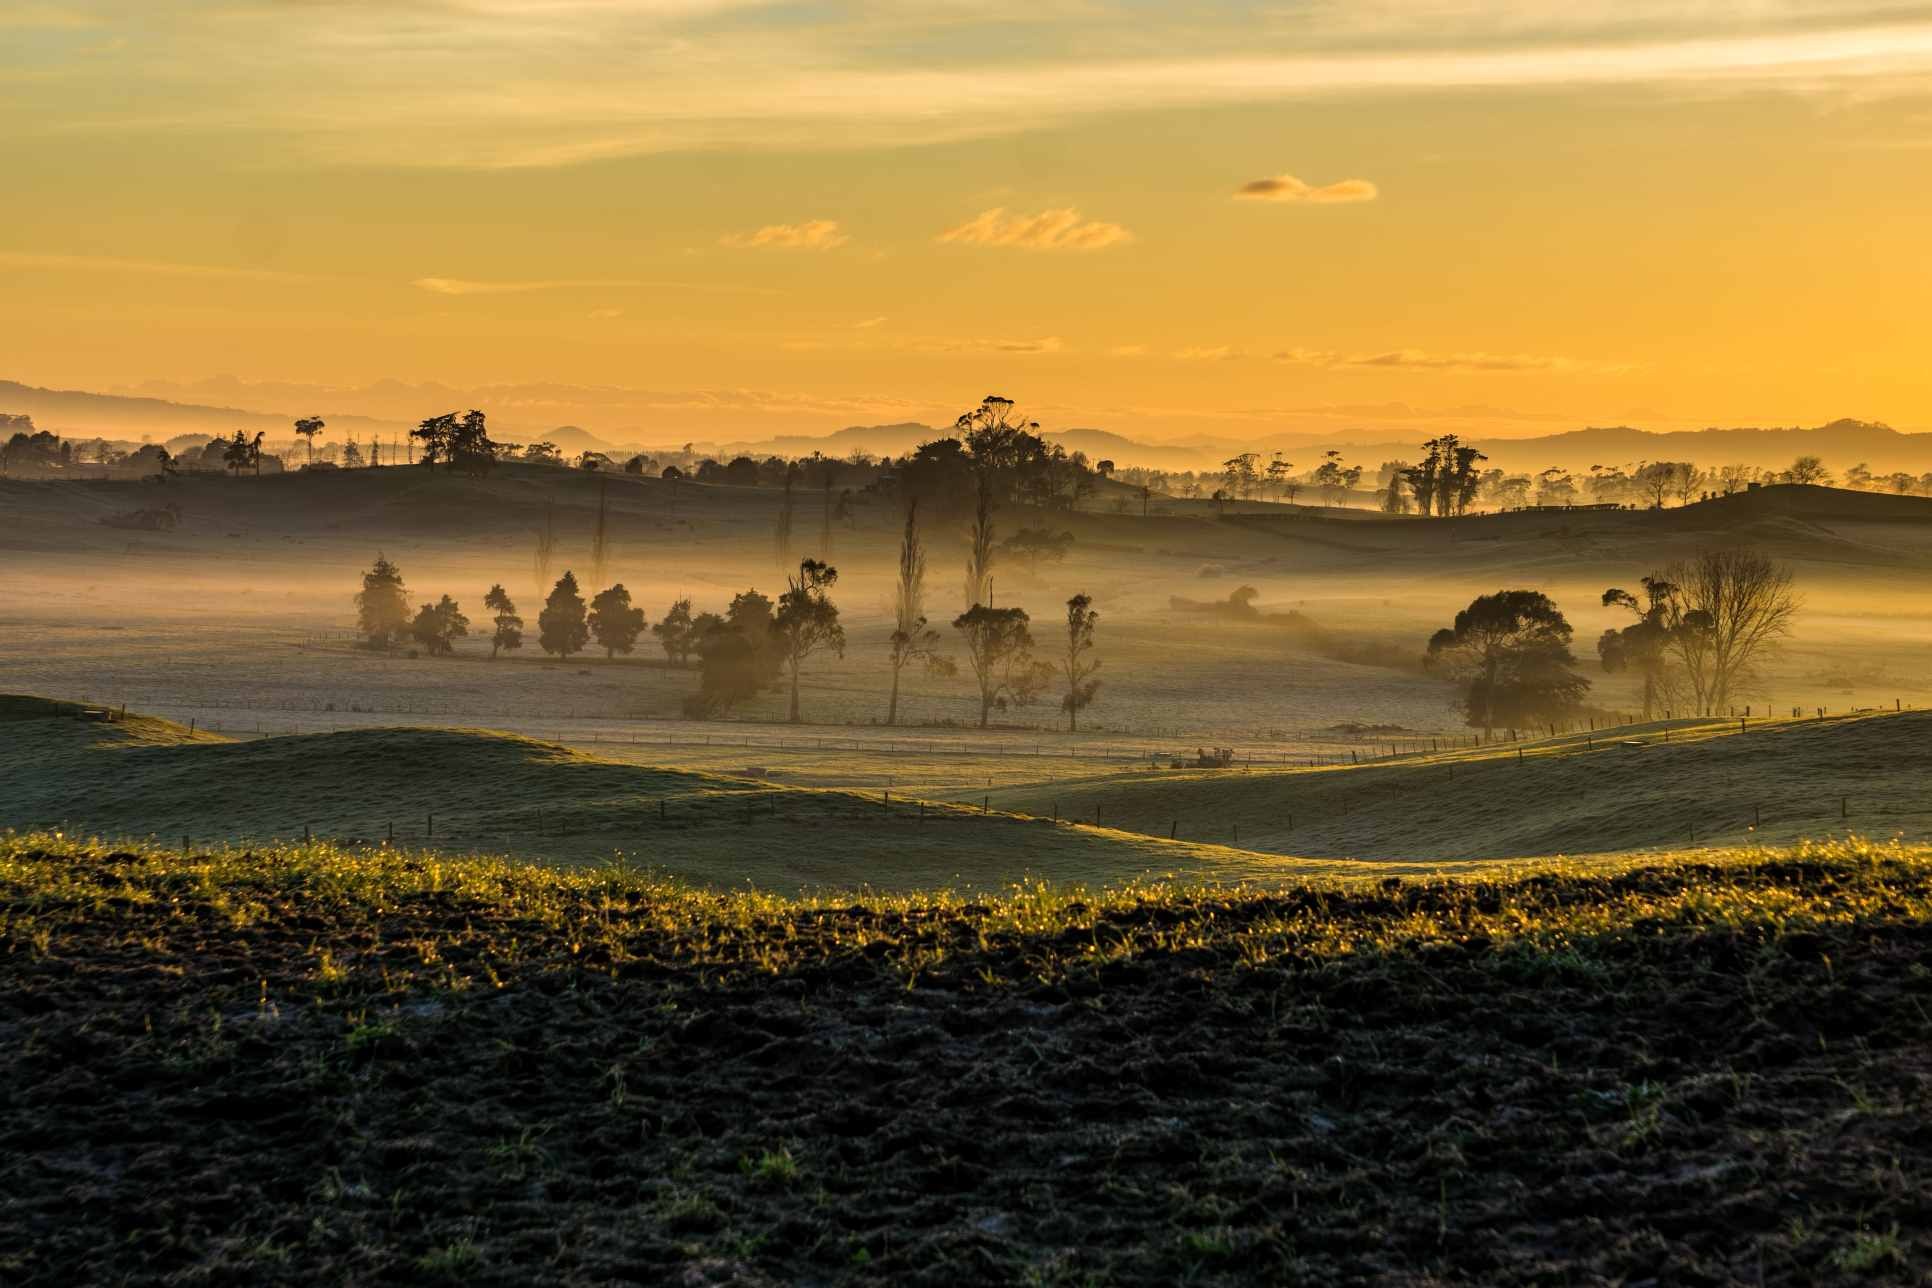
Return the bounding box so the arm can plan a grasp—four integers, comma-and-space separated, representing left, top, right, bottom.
23, 15, 1932, 167
0, 251, 312, 281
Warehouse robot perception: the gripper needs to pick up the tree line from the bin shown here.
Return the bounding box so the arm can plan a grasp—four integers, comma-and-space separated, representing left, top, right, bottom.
1423, 548, 1800, 735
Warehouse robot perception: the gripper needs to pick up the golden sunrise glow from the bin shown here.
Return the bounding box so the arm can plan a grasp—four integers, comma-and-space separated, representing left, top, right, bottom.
3, 1, 1931, 439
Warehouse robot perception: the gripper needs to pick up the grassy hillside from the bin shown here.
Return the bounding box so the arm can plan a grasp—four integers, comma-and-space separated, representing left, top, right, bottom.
4, 832, 1929, 1283
0, 695, 1360, 892
10, 697, 1928, 889
987, 709, 1932, 859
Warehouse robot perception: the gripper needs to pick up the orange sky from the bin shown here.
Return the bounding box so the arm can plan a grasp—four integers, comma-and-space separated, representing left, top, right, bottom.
4, 3, 1931, 439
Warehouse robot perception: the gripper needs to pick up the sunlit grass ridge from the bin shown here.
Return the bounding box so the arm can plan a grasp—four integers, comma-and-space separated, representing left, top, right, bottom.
6, 831, 1926, 989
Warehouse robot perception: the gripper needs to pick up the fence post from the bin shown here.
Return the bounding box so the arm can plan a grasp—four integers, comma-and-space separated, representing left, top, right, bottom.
182, 834, 190, 858
427, 813, 433, 838
1170, 820, 1176, 839
1841, 796, 1848, 819
387, 821, 394, 842
303, 823, 310, 843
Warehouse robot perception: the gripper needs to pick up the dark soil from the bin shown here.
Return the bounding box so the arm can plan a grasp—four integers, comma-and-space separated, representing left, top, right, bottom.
3, 844, 1931, 1285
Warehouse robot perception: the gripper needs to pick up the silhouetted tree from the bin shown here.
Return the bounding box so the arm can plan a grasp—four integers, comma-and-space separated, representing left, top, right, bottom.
588, 583, 647, 658
1781, 455, 1832, 486
775, 461, 797, 570
588, 479, 611, 587
653, 598, 696, 666
886, 499, 952, 725
222, 431, 253, 478
533, 505, 556, 607
410, 595, 469, 656
1060, 592, 1101, 732
484, 584, 523, 658
412, 413, 456, 467
293, 416, 325, 464
1598, 577, 1707, 719
771, 559, 844, 723
1425, 590, 1588, 736
538, 571, 590, 659
355, 554, 410, 648
448, 410, 498, 476
684, 601, 774, 717
1659, 548, 1799, 713
999, 527, 1073, 574
953, 604, 1051, 728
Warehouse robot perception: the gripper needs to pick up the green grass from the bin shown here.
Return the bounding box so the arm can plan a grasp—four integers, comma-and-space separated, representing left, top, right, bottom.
7, 694, 1930, 894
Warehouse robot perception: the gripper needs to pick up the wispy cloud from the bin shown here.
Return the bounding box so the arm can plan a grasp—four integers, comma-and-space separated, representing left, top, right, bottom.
1174, 345, 1246, 360
719, 220, 849, 250
411, 275, 776, 296
0, 251, 309, 281
907, 334, 1066, 355
854, 315, 887, 328
937, 208, 1133, 252
18, 6, 1932, 168
1273, 346, 1633, 374
1235, 174, 1379, 204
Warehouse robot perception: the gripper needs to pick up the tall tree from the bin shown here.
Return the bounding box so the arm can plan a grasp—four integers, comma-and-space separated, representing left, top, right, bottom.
1659, 548, 1799, 713
963, 470, 996, 610
293, 416, 325, 465
533, 505, 557, 608
953, 604, 1051, 728
448, 409, 498, 476
588, 583, 647, 658
412, 413, 457, 467
771, 559, 845, 723
775, 462, 797, 570
538, 571, 590, 659
653, 598, 696, 666
355, 554, 410, 648
409, 595, 469, 656
886, 500, 951, 726
222, 430, 253, 478
483, 584, 523, 658
1425, 590, 1588, 736
588, 479, 611, 588
1059, 592, 1101, 732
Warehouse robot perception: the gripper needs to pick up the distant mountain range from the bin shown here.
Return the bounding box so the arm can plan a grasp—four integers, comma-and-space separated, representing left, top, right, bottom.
5, 377, 1928, 476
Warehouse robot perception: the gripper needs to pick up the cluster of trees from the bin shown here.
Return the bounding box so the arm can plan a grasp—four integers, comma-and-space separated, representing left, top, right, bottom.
344, 396, 1109, 731
1423, 548, 1799, 733
355, 558, 652, 663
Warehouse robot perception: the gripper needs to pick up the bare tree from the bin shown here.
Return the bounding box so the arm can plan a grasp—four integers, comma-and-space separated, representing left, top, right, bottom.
964, 470, 996, 610
886, 500, 952, 725
1661, 548, 1799, 713
1060, 592, 1101, 732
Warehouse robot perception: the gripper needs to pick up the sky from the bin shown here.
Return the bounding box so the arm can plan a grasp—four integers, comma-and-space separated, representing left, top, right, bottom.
3, 0, 1931, 441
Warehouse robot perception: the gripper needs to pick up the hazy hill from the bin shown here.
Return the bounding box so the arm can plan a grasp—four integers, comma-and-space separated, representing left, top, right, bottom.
0, 379, 399, 441
8, 377, 1929, 476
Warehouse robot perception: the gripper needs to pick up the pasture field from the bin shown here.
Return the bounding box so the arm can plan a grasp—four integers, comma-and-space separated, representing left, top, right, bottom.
4, 831, 1930, 1284
8, 696, 1930, 893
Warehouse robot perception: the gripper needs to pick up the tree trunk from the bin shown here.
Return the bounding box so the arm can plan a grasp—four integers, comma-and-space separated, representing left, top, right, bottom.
788, 663, 801, 723
886, 664, 901, 726
979, 694, 991, 728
